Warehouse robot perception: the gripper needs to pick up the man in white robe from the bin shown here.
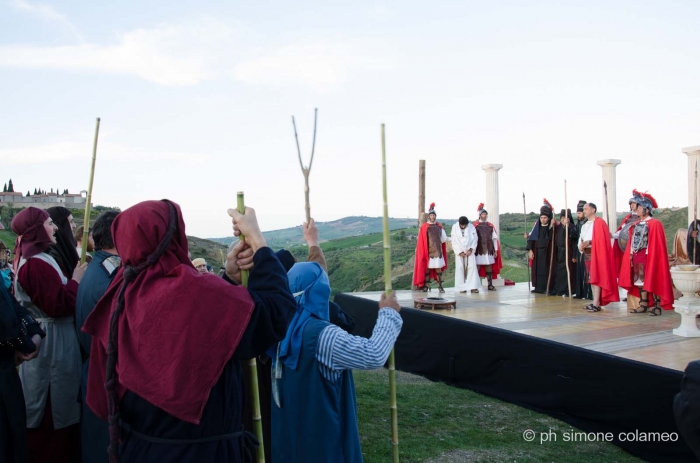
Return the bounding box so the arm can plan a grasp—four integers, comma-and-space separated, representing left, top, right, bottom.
451, 217, 482, 293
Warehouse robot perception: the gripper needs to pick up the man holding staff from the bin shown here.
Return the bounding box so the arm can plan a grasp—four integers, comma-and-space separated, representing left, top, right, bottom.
82, 200, 296, 463
553, 209, 578, 297
450, 216, 481, 293
525, 199, 557, 295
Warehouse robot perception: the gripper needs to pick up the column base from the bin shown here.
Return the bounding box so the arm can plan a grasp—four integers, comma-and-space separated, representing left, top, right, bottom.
673, 300, 700, 338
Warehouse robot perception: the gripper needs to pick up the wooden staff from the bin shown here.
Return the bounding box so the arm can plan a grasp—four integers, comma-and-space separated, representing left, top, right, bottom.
545, 216, 556, 296
381, 124, 399, 463
80, 117, 100, 265
523, 193, 531, 293
564, 180, 572, 298
292, 108, 318, 223
237, 192, 263, 462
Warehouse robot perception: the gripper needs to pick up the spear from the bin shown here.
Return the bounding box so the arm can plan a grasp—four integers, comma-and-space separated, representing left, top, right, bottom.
564, 180, 572, 299
79, 118, 100, 265
292, 108, 318, 223
694, 160, 698, 263
381, 124, 399, 463
523, 193, 531, 293
237, 192, 263, 462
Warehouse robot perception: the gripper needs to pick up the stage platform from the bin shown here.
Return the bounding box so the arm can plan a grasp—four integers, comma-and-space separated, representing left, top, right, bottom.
336, 285, 699, 462
351, 282, 700, 372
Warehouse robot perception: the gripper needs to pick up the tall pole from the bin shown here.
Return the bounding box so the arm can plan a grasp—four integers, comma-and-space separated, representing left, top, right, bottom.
523, 193, 531, 292
418, 160, 426, 226
292, 109, 318, 223
382, 124, 400, 463
238, 192, 263, 463
564, 180, 572, 299
603, 181, 611, 229
80, 117, 100, 265
694, 161, 698, 263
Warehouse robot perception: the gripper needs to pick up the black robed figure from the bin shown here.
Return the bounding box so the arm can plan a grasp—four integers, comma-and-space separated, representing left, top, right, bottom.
574, 200, 592, 299
526, 199, 557, 294
553, 209, 579, 296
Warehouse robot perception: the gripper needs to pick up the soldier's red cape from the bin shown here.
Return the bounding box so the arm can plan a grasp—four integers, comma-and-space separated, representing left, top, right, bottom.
589, 218, 620, 306
477, 222, 503, 279
413, 221, 448, 287
618, 219, 674, 310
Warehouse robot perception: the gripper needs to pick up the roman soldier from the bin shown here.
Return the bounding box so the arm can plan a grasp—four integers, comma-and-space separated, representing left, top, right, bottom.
413, 203, 448, 292
474, 203, 501, 291
619, 190, 674, 315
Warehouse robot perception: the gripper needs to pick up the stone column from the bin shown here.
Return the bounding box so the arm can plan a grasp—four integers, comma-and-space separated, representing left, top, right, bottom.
481, 164, 504, 287
596, 159, 621, 235
683, 146, 700, 226
481, 164, 503, 237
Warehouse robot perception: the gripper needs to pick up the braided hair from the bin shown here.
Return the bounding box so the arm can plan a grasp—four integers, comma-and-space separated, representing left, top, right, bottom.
105, 201, 178, 463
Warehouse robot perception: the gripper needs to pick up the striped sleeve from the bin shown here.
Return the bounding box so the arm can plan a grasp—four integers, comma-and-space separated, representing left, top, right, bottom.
316, 308, 403, 381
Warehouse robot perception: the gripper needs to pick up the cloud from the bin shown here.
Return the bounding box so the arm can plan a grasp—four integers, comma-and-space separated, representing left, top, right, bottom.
234, 42, 357, 87
0, 140, 210, 165
0, 15, 390, 88
10, 0, 84, 43
0, 16, 237, 86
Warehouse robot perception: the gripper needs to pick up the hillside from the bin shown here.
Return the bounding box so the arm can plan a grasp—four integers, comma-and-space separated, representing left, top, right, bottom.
209, 216, 418, 249
2, 208, 689, 296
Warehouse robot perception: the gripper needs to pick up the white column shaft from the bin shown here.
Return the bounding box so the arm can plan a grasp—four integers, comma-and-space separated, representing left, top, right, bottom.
597, 159, 621, 236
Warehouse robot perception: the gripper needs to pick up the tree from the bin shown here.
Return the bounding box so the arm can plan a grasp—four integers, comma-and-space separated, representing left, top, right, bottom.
33, 188, 37, 195
27, 191, 30, 197
8, 179, 14, 192
2, 184, 6, 192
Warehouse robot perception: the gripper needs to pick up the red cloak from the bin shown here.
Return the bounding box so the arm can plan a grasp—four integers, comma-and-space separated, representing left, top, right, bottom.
589, 218, 620, 306
618, 218, 674, 310
413, 221, 448, 287
477, 222, 503, 279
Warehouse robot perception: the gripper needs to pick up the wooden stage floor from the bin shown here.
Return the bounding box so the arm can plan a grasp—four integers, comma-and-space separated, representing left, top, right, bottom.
351, 283, 700, 372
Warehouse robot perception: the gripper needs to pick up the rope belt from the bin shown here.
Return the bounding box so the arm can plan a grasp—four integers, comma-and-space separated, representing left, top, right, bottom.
121, 421, 257, 447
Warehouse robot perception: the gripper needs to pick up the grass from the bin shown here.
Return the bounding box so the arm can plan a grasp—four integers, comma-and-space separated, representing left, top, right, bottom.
355, 369, 644, 463
0, 229, 16, 249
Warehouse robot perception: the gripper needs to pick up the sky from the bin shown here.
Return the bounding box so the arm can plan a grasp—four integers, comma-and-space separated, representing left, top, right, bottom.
1, 0, 699, 238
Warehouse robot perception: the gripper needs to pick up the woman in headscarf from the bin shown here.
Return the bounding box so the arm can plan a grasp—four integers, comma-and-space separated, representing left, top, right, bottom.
11, 207, 87, 463
1, 265, 45, 463
46, 206, 79, 279
271, 262, 403, 463
83, 200, 296, 463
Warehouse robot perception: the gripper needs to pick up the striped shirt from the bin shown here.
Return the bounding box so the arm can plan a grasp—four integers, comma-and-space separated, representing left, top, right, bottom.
315, 308, 403, 382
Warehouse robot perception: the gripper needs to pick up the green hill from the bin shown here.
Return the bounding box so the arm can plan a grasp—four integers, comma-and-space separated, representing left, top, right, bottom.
209, 216, 418, 249
2, 207, 689, 295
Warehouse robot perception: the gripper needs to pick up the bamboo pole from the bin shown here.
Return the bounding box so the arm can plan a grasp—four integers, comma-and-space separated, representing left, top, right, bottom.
237, 192, 263, 462
523, 193, 531, 293
381, 124, 400, 463
80, 117, 100, 265
564, 180, 572, 299
418, 160, 426, 226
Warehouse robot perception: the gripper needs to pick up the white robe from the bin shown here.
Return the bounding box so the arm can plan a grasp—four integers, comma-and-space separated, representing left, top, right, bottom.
451, 223, 482, 291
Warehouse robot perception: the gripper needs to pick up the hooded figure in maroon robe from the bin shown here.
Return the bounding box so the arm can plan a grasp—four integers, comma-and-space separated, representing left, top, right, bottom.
83, 200, 296, 463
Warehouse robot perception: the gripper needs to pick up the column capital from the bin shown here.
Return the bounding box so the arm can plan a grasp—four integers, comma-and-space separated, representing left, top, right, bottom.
481, 164, 503, 171
596, 159, 622, 167
682, 146, 700, 156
